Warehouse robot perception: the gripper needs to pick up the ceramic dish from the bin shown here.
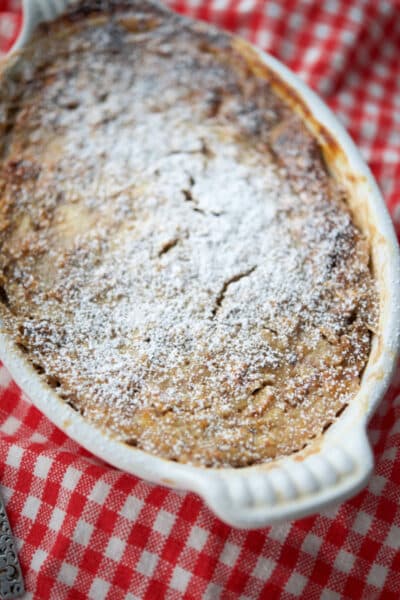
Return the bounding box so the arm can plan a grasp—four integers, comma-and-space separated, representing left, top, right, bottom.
0, 0, 399, 528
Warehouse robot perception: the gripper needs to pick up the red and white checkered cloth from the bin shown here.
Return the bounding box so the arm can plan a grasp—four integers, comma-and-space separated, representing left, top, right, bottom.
1, 1, 400, 598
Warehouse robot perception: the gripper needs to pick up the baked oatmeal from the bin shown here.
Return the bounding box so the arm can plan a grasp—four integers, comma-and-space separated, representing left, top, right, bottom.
0, 0, 377, 467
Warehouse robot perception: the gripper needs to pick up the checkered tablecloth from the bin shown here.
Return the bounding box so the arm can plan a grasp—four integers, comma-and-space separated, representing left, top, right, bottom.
0, 1, 399, 598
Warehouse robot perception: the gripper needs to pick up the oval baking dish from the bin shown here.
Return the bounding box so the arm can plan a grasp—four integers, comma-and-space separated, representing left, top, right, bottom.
0, 0, 399, 528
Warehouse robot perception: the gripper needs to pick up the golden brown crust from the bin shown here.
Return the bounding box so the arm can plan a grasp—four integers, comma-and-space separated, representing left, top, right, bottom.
0, 1, 377, 467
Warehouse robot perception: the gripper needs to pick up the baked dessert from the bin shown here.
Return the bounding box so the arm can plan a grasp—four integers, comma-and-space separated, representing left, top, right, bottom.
0, 0, 377, 467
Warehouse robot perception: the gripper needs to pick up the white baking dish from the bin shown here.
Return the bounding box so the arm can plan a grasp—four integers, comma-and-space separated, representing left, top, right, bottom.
1, 0, 399, 528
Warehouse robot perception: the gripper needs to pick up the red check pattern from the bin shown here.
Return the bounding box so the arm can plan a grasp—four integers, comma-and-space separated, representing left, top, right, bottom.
1, 1, 400, 598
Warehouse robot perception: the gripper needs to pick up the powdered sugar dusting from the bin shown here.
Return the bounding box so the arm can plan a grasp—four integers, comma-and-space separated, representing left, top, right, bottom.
0, 7, 377, 467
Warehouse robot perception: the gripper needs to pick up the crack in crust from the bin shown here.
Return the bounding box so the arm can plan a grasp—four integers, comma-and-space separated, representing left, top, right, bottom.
212, 267, 257, 317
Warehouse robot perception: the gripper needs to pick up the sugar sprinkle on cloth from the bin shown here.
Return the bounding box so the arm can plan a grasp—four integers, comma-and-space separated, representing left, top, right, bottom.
1, 1, 400, 598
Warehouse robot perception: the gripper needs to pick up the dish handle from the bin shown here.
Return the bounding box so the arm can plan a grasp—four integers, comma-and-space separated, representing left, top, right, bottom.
195, 427, 373, 528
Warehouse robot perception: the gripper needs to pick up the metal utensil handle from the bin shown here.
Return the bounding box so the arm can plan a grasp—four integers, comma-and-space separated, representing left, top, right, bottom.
0, 493, 24, 599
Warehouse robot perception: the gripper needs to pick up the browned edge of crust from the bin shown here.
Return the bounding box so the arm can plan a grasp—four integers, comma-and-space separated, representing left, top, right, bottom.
231, 37, 386, 372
